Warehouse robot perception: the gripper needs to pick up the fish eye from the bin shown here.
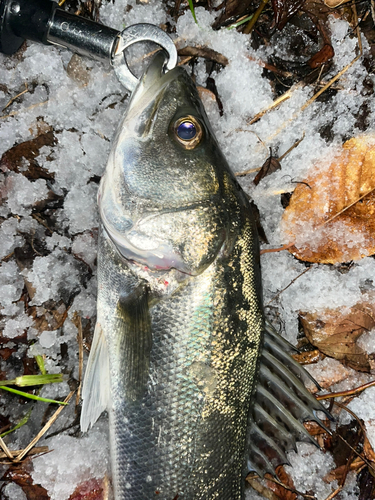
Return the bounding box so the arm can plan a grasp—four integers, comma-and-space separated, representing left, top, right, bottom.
174, 116, 203, 149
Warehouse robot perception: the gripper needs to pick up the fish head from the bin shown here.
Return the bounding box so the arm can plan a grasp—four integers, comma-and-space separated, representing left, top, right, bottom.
99, 52, 240, 276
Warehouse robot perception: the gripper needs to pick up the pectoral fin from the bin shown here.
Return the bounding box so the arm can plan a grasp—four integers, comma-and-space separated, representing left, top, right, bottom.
80, 322, 110, 433
115, 282, 152, 403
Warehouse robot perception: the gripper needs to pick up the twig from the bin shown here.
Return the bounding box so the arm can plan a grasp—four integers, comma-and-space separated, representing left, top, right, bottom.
14, 391, 74, 462
73, 313, 84, 406
277, 132, 305, 162
324, 486, 342, 500
0, 446, 48, 460
2, 83, 29, 112
0, 436, 13, 460
248, 88, 295, 125
322, 186, 375, 226
316, 379, 375, 400
264, 35, 362, 145
266, 266, 314, 305
243, 0, 269, 34
265, 474, 316, 499
260, 243, 295, 255
333, 402, 375, 475
178, 46, 228, 66
1, 100, 48, 120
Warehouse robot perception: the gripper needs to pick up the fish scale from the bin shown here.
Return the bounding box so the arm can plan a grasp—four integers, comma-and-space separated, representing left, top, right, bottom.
81, 52, 331, 500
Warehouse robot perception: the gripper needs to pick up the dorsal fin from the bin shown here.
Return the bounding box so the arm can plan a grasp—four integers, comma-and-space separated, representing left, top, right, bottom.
247, 322, 332, 477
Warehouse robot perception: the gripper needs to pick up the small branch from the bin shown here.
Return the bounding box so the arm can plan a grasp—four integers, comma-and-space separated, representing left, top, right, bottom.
178, 46, 228, 66
0, 446, 48, 460
317, 379, 375, 400
266, 266, 314, 305
243, 0, 269, 34
0, 436, 13, 460
324, 486, 343, 500
2, 83, 29, 112
14, 391, 74, 462
260, 243, 295, 255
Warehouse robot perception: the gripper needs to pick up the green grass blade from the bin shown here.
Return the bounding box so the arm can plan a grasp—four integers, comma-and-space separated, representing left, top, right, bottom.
227, 14, 254, 30
188, 0, 197, 24
0, 386, 68, 405
35, 355, 47, 375
0, 374, 63, 387
1, 407, 33, 438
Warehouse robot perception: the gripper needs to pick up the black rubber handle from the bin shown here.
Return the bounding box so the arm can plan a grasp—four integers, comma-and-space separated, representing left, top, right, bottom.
0, 0, 57, 54
0, 0, 119, 61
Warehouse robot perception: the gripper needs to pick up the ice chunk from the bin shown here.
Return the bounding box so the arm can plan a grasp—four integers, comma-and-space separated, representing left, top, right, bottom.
39, 330, 58, 348
31, 421, 110, 500
72, 232, 97, 268
2, 482, 27, 500
3, 313, 34, 339
1, 173, 49, 216
21, 249, 80, 306
0, 261, 24, 308
59, 183, 99, 234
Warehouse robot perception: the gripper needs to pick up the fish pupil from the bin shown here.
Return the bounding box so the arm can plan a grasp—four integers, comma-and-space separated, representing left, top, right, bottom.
177, 121, 196, 140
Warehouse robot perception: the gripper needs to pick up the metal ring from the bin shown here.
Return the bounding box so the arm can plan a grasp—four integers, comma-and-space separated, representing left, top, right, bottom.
112, 23, 177, 91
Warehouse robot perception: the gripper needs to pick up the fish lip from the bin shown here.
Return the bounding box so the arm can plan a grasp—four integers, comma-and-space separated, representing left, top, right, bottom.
125, 52, 182, 123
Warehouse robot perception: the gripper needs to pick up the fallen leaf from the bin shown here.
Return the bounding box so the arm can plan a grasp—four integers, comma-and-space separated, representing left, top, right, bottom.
308, 44, 335, 69
300, 301, 375, 371
324, 457, 365, 483
0, 131, 56, 180
292, 349, 322, 365
282, 134, 375, 264
2, 467, 50, 500
246, 475, 280, 500
66, 54, 91, 87
29, 302, 68, 333
254, 151, 281, 186
267, 465, 297, 500
358, 466, 375, 500
68, 478, 104, 500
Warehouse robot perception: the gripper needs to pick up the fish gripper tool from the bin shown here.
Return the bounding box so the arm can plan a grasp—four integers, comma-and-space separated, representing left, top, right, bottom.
0, 0, 177, 90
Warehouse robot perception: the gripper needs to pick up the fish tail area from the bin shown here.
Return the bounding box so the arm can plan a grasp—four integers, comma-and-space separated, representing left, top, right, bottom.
246, 321, 332, 477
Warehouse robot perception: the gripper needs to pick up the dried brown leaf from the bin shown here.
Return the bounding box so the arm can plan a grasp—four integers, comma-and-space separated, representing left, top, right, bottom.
324, 457, 365, 483
282, 134, 375, 264
267, 466, 298, 500
29, 302, 68, 333
300, 302, 375, 371
68, 478, 104, 500
2, 467, 50, 500
0, 131, 56, 180
292, 349, 322, 365
308, 44, 335, 69
254, 153, 281, 186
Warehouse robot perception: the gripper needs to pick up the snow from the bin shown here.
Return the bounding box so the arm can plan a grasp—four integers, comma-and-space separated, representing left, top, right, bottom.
0, 1, 374, 498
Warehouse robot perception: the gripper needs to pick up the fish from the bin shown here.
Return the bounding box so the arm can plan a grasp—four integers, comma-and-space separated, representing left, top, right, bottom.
80, 51, 330, 499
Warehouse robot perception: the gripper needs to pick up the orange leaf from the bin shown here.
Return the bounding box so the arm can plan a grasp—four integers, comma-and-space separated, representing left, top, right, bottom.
299, 301, 375, 372
282, 135, 375, 264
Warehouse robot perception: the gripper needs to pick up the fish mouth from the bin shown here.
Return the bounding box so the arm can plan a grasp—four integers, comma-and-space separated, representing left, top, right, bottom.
125, 51, 181, 126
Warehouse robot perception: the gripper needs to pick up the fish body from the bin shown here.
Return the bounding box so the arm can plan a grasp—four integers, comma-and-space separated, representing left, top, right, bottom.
81, 52, 328, 499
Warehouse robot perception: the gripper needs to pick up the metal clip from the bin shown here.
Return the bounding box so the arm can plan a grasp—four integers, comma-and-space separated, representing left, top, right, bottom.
112, 23, 178, 91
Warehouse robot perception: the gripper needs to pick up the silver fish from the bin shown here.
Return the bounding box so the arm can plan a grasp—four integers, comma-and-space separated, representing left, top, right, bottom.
81, 52, 329, 499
